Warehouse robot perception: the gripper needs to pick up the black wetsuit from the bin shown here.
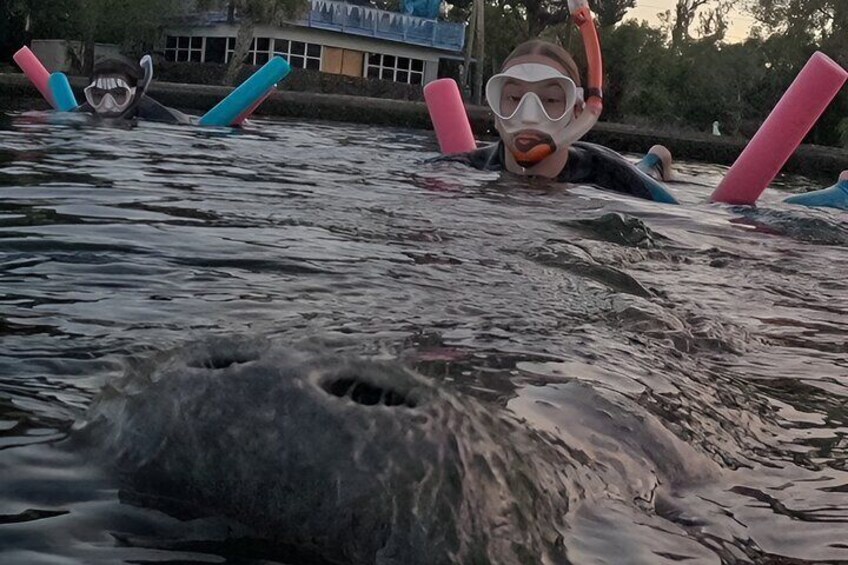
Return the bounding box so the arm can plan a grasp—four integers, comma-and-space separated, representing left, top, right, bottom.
76, 95, 193, 125
442, 141, 678, 203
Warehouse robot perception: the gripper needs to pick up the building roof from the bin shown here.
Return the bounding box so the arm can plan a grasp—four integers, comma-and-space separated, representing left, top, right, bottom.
182, 0, 466, 53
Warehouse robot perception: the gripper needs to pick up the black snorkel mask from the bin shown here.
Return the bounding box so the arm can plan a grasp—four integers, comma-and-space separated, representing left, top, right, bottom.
84, 56, 153, 119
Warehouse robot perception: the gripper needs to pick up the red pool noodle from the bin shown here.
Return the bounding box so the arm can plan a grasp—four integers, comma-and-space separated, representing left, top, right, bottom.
232, 88, 273, 126
710, 52, 847, 205
423, 79, 477, 155
13, 46, 57, 109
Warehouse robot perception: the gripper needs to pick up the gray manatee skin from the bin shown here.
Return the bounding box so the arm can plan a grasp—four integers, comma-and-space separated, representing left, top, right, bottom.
76, 337, 577, 565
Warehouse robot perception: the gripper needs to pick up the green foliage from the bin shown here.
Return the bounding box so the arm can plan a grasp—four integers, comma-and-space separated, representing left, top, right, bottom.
230, 0, 309, 22
17, 0, 191, 53
594, 0, 637, 29
80, 0, 192, 51
3, 0, 844, 147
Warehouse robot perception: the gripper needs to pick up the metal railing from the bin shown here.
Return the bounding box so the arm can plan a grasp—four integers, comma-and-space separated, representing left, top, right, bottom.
303, 0, 465, 52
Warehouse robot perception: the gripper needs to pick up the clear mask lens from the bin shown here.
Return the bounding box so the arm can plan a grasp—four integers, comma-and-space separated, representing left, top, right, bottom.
497, 80, 573, 121
84, 78, 135, 114
84, 87, 105, 106
486, 65, 578, 123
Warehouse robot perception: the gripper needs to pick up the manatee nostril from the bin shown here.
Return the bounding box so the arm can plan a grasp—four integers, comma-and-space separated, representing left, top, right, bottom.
322, 378, 417, 408
324, 377, 356, 399
380, 389, 411, 408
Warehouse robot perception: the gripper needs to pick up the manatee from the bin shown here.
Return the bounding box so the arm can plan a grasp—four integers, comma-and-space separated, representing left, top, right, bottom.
75, 337, 584, 565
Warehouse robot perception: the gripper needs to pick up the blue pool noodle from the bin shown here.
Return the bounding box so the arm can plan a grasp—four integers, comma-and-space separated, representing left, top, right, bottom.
49, 72, 78, 111
783, 174, 848, 210
199, 57, 291, 127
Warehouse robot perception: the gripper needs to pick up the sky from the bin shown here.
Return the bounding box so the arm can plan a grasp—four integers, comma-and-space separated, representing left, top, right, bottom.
623, 0, 761, 43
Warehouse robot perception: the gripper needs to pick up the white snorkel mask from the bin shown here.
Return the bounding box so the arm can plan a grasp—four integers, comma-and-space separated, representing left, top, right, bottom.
84, 76, 137, 117
486, 63, 583, 166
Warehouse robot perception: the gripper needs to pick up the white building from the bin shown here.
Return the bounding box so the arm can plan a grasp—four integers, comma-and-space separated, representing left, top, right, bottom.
164, 0, 466, 85
30, 40, 122, 73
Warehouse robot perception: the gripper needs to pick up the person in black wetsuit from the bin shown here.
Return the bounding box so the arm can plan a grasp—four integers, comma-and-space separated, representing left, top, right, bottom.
444, 40, 678, 204
76, 56, 193, 125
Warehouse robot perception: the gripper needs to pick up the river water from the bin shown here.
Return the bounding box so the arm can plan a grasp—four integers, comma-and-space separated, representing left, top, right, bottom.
0, 112, 846, 564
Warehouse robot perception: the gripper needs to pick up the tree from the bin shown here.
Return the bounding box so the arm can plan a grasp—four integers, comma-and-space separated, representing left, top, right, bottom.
221, 0, 310, 85
10, 0, 192, 73
658, 0, 709, 49
461, 0, 485, 104
521, 0, 571, 36
594, 0, 636, 29
1, 0, 28, 60
748, 0, 846, 38
696, 0, 731, 44
746, 0, 847, 144
75, 0, 191, 72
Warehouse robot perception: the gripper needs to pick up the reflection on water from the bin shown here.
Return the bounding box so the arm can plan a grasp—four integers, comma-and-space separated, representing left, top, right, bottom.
0, 112, 846, 564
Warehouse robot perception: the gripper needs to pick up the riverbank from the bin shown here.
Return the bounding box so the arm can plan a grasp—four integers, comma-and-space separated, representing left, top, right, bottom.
2, 72, 845, 179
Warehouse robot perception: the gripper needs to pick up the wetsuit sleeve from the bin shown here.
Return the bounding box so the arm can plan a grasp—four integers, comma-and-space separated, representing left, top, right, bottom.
135, 96, 194, 125
429, 142, 504, 171
562, 142, 678, 203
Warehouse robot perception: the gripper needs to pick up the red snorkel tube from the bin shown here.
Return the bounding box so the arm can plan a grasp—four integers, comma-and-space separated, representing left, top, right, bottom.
560, 0, 603, 144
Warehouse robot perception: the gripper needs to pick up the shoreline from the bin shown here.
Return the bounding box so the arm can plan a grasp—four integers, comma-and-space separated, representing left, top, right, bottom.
1, 73, 845, 179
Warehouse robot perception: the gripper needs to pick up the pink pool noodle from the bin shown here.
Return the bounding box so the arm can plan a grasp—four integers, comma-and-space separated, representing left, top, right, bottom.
233, 87, 273, 126
710, 52, 847, 205
13, 46, 57, 109
423, 79, 477, 155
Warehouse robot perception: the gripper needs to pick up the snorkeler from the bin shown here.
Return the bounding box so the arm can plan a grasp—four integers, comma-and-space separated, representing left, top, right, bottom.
76, 55, 193, 124
446, 37, 679, 204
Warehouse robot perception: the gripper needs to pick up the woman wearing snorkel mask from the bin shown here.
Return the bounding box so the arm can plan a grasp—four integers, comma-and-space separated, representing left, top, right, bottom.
448, 8, 679, 204
77, 56, 192, 125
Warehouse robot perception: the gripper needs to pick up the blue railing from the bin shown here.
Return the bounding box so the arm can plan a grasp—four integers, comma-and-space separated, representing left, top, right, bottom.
303, 0, 465, 52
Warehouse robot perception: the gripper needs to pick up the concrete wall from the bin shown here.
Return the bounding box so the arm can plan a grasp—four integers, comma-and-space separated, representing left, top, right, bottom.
2, 72, 845, 179
166, 25, 442, 83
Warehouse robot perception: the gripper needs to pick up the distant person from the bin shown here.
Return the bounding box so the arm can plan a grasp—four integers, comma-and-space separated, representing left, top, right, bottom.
77, 56, 192, 124
712, 121, 722, 136
444, 40, 678, 203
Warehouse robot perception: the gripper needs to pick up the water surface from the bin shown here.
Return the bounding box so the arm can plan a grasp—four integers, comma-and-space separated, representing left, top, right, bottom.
1, 112, 846, 564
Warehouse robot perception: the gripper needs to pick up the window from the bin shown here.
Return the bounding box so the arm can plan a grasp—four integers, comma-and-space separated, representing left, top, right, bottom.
165, 35, 205, 63
274, 39, 322, 70
366, 53, 424, 85
226, 37, 236, 62
204, 37, 227, 64
227, 37, 270, 64
225, 38, 321, 70
226, 37, 258, 64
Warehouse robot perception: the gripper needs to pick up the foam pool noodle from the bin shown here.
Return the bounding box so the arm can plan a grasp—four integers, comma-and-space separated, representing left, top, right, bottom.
232, 88, 273, 126
423, 79, 477, 155
710, 52, 847, 205
783, 171, 848, 211
199, 57, 291, 127
13, 46, 57, 109
48, 72, 78, 111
